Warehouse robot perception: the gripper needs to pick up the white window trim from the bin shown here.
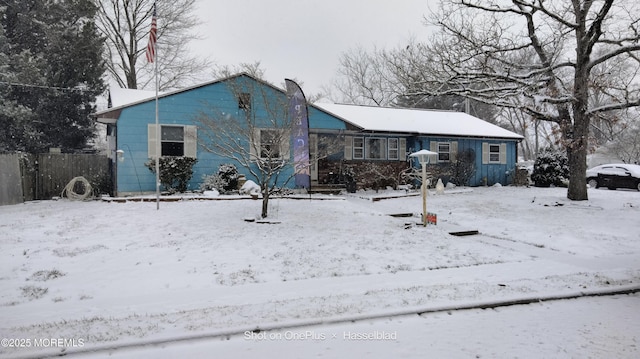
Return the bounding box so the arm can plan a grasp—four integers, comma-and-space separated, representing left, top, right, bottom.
250, 128, 290, 161
482, 142, 507, 165
148, 124, 197, 159
345, 136, 406, 161
488, 144, 501, 163
429, 141, 458, 164
161, 125, 185, 157
437, 142, 451, 163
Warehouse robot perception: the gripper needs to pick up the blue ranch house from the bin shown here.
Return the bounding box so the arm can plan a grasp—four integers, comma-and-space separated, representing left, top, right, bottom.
95, 73, 523, 196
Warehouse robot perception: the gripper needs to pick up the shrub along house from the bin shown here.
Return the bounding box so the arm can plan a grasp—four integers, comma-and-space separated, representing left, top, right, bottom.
95, 73, 523, 196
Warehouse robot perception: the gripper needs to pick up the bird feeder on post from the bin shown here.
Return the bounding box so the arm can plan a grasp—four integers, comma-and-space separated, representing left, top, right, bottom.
409, 149, 438, 227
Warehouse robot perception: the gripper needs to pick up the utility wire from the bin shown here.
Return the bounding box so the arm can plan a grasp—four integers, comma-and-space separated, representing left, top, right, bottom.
0, 80, 91, 92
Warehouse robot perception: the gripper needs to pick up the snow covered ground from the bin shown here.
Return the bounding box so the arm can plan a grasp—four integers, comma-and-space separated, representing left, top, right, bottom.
0, 186, 639, 358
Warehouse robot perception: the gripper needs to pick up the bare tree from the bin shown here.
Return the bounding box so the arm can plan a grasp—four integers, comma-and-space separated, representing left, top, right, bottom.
603, 117, 640, 164
196, 76, 289, 218
195, 74, 342, 218
414, 0, 640, 200
328, 45, 401, 106
96, 0, 210, 91
213, 62, 326, 104
210, 61, 267, 81
329, 38, 502, 125
588, 48, 639, 147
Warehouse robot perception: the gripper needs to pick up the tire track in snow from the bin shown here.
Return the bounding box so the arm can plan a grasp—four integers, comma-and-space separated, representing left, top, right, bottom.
8, 285, 640, 359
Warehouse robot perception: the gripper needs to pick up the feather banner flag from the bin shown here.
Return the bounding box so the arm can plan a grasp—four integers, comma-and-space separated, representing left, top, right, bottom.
145, 3, 157, 63
286, 79, 311, 190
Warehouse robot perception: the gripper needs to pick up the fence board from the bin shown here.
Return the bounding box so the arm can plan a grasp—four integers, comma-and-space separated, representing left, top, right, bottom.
0, 154, 24, 205
20, 154, 36, 201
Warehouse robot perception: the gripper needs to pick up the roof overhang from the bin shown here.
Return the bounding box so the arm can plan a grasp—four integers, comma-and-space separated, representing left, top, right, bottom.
97, 117, 118, 124
94, 106, 123, 124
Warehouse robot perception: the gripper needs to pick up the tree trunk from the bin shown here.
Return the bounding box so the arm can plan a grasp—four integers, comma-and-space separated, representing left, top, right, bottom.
567, 59, 590, 201
261, 187, 270, 218
567, 140, 588, 200
126, 52, 137, 89
567, 114, 589, 200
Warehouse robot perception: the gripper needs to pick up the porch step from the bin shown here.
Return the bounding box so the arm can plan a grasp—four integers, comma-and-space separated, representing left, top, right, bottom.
309, 184, 346, 195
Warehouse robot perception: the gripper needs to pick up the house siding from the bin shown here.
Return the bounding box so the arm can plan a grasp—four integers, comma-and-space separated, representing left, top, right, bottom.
308, 107, 348, 131
115, 82, 246, 195
409, 137, 519, 186
114, 79, 350, 195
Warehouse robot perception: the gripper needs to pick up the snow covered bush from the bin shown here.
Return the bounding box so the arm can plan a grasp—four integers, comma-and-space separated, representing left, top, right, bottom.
426, 149, 476, 187
239, 180, 261, 197
199, 174, 222, 192
145, 157, 197, 193
350, 162, 399, 192
531, 148, 569, 187
200, 164, 239, 194
216, 164, 239, 192
202, 189, 219, 197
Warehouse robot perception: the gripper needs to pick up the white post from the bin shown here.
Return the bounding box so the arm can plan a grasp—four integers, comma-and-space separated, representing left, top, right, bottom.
421, 162, 427, 227
409, 149, 437, 228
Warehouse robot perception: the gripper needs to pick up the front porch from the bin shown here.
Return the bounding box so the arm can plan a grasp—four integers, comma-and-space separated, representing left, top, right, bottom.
310, 159, 413, 193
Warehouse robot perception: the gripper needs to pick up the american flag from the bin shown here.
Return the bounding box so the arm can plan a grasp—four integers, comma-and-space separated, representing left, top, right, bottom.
145, 3, 157, 63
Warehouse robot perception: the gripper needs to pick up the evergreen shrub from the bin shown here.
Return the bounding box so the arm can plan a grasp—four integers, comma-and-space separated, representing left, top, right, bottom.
531, 148, 569, 187
146, 156, 197, 193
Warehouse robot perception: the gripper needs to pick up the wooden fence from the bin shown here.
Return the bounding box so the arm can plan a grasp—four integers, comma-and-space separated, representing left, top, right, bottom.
0, 154, 23, 205
0, 153, 111, 205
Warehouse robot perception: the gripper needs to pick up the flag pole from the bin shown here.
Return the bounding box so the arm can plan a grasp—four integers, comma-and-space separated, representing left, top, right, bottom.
154, 43, 159, 210
146, 2, 160, 210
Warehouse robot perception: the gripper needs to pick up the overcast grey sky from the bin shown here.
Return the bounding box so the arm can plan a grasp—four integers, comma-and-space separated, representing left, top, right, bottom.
191, 0, 435, 95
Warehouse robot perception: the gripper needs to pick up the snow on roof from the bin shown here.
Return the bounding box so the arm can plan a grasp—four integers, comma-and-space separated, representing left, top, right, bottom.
95, 73, 274, 118
108, 87, 160, 108
315, 103, 524, 140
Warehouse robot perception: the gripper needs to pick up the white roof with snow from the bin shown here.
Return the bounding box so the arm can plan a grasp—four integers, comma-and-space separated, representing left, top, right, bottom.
315, 103, 523, 140
109, 88, 160, 108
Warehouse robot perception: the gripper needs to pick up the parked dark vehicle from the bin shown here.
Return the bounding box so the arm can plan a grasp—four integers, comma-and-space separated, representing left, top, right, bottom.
586, 164, 640, 191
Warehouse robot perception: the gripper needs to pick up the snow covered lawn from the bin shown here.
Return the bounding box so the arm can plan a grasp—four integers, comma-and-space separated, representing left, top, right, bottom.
0, 186, 639, 358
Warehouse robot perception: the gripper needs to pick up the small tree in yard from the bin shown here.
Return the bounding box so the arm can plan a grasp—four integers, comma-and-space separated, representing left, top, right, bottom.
195, 74, 342, 218
196, 76, 289, 218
